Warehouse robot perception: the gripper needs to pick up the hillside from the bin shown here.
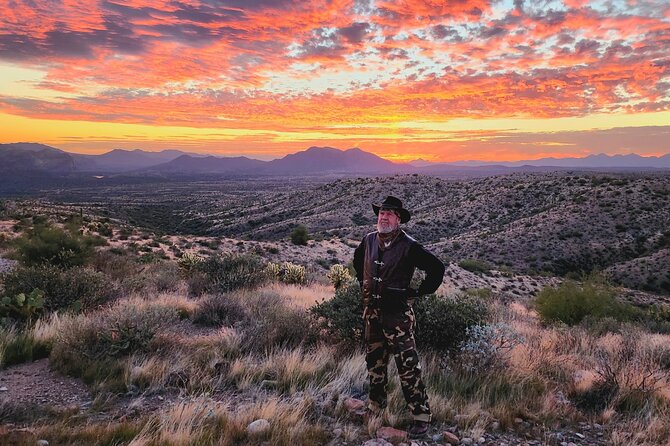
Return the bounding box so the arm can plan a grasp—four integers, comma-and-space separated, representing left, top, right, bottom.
27, 171, 670, 294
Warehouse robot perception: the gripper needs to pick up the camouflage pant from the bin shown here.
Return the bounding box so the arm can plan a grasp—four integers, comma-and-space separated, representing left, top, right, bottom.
364, 305, 431, 422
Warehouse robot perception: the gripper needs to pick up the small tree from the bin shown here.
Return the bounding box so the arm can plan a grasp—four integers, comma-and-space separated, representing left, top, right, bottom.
290, 224, 309, 246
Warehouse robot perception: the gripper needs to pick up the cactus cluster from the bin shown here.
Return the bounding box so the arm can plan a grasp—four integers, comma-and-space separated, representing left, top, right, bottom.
266, 261, 306, 285
177, 252, 204, 272
327, 264, 351, 289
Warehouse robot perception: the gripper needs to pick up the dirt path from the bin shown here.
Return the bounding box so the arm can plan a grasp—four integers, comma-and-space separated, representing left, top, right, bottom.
0, 358, 92, 411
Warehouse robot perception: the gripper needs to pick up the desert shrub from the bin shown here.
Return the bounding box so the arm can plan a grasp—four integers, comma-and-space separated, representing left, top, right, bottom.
458, 259, 491, 274
195, 253, 268, 293
186, 270, 210, 297
90, 249, 139, 279
310, 279, 363, 347
12, 223, 96, 268
192, 294, 250, 327
415, 293, 489, 353
143, 261, 182, 292
458, 323, 524, 373
327, 264, 351, 289
535, 277, 640, 326
2, 265, 119, 312
290, 224, 309, 245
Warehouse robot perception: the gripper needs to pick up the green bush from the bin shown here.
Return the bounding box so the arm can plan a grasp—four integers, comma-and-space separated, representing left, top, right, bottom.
458, 259, 491, 274
414, 293, 489, 353
194, 253, 268, 293
12, 223, 97, 268
310, 279, 364, 347
2, 265, 119, 312
535, 277, 639, 326
290, 225, 309, 246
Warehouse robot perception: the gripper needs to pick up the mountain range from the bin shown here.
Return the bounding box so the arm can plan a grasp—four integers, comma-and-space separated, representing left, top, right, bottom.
0, 143, 668, 177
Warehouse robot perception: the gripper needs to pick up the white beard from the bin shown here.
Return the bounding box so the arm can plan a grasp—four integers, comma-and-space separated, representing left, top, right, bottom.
377, 222, 399, 234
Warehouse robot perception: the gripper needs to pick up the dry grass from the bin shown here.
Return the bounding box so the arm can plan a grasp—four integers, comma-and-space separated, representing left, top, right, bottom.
9, 280, 670, 445
259, 282, 334, 309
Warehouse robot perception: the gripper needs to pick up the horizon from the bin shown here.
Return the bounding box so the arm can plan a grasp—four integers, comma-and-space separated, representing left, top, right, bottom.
1, 1, 669, 161
4, 141, 669, 164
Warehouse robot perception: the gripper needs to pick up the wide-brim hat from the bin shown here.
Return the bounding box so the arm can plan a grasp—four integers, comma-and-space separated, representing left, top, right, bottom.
372, 195, 411, 223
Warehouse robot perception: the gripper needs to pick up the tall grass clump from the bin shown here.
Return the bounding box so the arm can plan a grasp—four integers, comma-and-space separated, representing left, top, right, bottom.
50, 300, 180, 392
194, 289, 317, 353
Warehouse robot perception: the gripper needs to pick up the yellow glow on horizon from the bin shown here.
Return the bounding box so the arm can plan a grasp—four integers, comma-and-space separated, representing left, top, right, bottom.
1, 109, 668, 159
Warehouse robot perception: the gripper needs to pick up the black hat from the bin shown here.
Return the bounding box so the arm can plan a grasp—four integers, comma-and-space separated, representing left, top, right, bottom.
372, 195, 411, 223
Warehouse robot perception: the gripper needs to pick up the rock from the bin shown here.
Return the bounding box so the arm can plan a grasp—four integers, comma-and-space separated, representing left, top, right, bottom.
377, 426, 408, 444
491, 421, 500, 431
333, 428, 342, 438
246, 419, 270, 436
514, 417, 523, 424
478, 437, 486, 444
363, 439, 393, 446
461, 437, 474, 445
0, 386, 7, 391
567, 443, 577, 446
442, 431, 460, 445
36, 441, 49, 446
344, 397, 366, 412
575, 433, 585, 439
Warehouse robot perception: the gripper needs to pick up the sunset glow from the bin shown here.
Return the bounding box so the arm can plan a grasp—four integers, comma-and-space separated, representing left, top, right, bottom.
0, 0, 668, 161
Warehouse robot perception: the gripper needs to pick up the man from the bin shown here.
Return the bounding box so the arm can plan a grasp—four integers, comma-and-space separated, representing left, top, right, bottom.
353, 195, 445, 439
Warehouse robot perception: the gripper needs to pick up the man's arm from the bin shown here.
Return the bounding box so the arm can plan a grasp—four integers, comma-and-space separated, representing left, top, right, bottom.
353, 237, 366, 286
410, 243, 445, 296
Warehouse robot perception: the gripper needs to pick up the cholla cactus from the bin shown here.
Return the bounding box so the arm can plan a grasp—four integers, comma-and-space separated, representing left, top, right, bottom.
281, 262, 306, 285
178, 252, 203, 272
265, 262, 282, 280
266, 261, 306, 284
327, 264, 351, 289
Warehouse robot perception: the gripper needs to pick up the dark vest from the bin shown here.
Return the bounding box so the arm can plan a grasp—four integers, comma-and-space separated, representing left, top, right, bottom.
362, 231, 416, 311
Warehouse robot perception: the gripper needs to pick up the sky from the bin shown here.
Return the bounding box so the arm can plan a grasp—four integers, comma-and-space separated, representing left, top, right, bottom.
0, 0, 669, 162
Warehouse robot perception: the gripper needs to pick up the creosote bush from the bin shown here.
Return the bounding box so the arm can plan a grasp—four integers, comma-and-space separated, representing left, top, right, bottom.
12, 221, 97, 268
535, 275, 640, 326
414, 293, 489, 353
310, 279, 363, 348
290, 224, 309, 246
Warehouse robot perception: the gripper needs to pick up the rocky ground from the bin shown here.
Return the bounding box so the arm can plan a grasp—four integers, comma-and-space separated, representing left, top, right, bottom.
0, 359, 612, 446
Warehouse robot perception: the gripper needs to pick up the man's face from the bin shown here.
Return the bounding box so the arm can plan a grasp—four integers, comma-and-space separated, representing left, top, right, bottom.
377, 209, 400, 234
